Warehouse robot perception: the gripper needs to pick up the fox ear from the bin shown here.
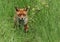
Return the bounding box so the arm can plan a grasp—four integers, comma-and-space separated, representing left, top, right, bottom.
15, 7, 19, 11
24, 8, 28, 11
24, 6, 30, 11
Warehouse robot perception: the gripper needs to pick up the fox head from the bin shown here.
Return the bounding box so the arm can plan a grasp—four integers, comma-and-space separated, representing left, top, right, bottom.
15, 7, 28, 20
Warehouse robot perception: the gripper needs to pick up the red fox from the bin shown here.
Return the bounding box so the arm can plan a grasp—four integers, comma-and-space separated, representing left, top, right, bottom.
14, 7, 28, 32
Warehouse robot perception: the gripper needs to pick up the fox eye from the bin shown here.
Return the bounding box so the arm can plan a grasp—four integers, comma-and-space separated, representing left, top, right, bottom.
18, 14, 21, 16
23, 14, 26, 16
17, 14, 26, 16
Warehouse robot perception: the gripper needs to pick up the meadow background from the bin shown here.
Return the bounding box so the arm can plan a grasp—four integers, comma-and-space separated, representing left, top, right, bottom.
0, 0, 60, 42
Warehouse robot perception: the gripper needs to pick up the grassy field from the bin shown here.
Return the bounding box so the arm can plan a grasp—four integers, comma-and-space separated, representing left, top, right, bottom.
0, 0, 60, 42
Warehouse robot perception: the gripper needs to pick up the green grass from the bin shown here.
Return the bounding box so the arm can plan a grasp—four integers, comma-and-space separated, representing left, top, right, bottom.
0, 0, 60, 42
